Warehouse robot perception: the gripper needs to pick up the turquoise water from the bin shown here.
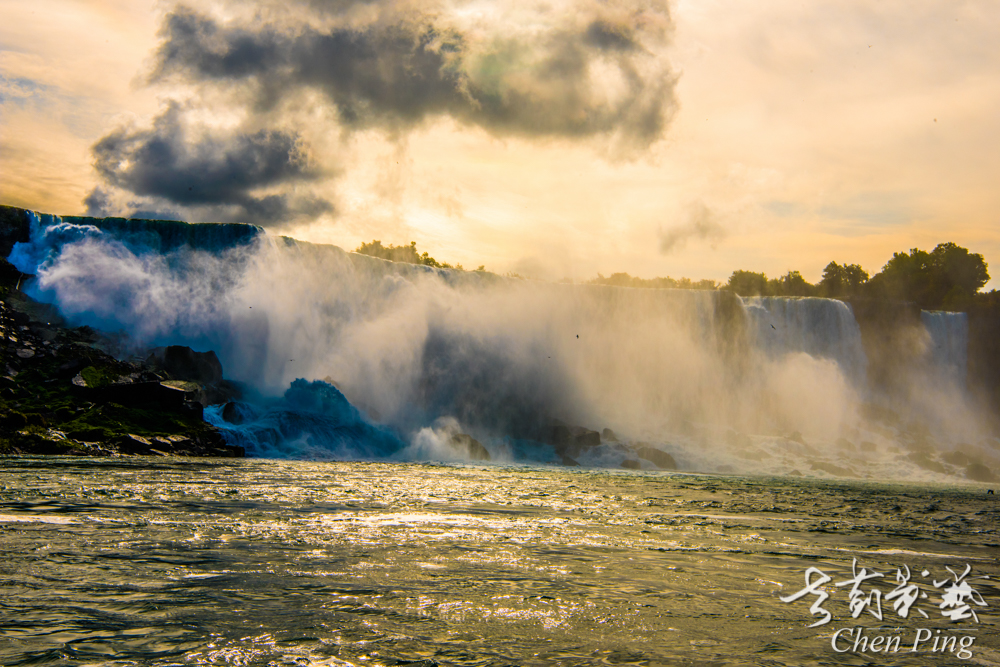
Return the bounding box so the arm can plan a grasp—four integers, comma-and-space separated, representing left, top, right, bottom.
1, 457, 997, 666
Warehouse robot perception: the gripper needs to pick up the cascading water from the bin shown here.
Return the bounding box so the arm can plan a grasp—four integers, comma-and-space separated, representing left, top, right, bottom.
5, 210, 993, 481
920, 310, 969, 387
741, 296, 868, 387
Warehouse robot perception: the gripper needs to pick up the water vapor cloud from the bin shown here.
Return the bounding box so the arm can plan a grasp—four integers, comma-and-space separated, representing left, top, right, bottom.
659, 201, 726, 254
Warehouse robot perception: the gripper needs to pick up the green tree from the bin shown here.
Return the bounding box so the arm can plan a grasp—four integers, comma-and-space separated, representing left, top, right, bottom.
588, 272, 719, 290
768, 270, 815, 297
866, 243, 989, 309
725, 270, 769, 296
819, 261, 869, 298
355, 240, 457, 269
932, 242, 989, 307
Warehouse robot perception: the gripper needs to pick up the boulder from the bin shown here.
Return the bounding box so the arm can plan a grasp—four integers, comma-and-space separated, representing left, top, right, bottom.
222, 401, 248, 424
547, 420, 601, 457
201, 379, 243, 406
146, 346, 223, 385
116, 433, 153, 455
449, 432, 491, 461
635, 446, 677, 470
621, 459, 641, 470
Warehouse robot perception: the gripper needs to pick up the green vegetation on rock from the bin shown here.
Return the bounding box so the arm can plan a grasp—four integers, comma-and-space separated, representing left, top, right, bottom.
0, 256, 242, 457
355, 240, 465, 270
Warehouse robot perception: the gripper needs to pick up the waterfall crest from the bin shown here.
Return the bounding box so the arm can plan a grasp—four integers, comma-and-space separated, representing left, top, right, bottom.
741, 296, 867, 387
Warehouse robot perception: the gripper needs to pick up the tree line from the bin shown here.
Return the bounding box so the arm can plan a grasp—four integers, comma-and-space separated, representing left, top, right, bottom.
723, 242, 990, 311
357, 239, 993, 312
595, 242, 992, 311
355, 240, 484, 272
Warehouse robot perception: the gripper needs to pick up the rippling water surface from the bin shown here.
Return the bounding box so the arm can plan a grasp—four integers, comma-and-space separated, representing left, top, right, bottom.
1, 457, 998, 666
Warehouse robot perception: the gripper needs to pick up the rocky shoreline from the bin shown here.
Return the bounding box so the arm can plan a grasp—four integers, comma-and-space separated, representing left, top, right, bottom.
0, 257, 243, 458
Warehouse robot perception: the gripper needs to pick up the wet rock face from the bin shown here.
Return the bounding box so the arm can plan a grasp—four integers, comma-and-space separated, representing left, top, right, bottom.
1, 275, 240, 458
0, 206, 31, 258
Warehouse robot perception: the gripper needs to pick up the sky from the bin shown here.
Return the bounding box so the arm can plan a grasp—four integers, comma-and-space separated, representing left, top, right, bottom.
2, 0, 999, 287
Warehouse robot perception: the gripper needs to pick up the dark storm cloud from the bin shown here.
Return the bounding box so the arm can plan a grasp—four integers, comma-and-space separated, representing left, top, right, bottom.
87, 1, 675, 223
90, 103, 331, 225
149, 4, 676, 145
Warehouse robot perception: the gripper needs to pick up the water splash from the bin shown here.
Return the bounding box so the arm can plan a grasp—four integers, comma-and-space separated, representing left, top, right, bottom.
6, 211, 993, 479
742, 296, 867, 387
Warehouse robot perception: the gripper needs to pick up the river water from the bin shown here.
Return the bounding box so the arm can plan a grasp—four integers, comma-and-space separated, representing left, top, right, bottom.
1, 457, 997, 666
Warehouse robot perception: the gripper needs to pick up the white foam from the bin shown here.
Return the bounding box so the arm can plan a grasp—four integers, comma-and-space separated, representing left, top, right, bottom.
0, 513, 76, 524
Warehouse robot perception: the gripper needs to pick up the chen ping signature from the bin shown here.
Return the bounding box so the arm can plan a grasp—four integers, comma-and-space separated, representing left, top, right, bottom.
781, 559, 990, 659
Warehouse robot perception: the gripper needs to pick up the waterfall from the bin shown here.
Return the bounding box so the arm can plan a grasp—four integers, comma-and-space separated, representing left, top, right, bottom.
5, 207, 984, 472
741, 296, 868, 387
920, 310, 969, 388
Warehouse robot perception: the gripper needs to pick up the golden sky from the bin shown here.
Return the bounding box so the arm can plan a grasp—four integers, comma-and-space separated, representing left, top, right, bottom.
2, 0, 999, 287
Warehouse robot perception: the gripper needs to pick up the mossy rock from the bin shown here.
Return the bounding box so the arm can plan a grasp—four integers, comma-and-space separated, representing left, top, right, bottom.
79, 365, 119, 388
64, 426, 115, 442
161, 380, 200, 393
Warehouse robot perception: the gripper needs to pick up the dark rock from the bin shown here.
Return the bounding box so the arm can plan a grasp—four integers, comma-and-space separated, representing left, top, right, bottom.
0, 268, 234, 459
546, 420, 601, 457
602, 427, 618, 442
0, 411, 27, 430
635, 446, 677, 470
222, 401, 247, 424
449, 433, 491, 461
621, 459, 641, 470
57, 357, 89, 378
146, 346, 223, 385
560, 455, 579, 466
201, 379, 243, 406
0, 206, 31, 258
116, 433, 153, 455
181, 401, 204, 420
